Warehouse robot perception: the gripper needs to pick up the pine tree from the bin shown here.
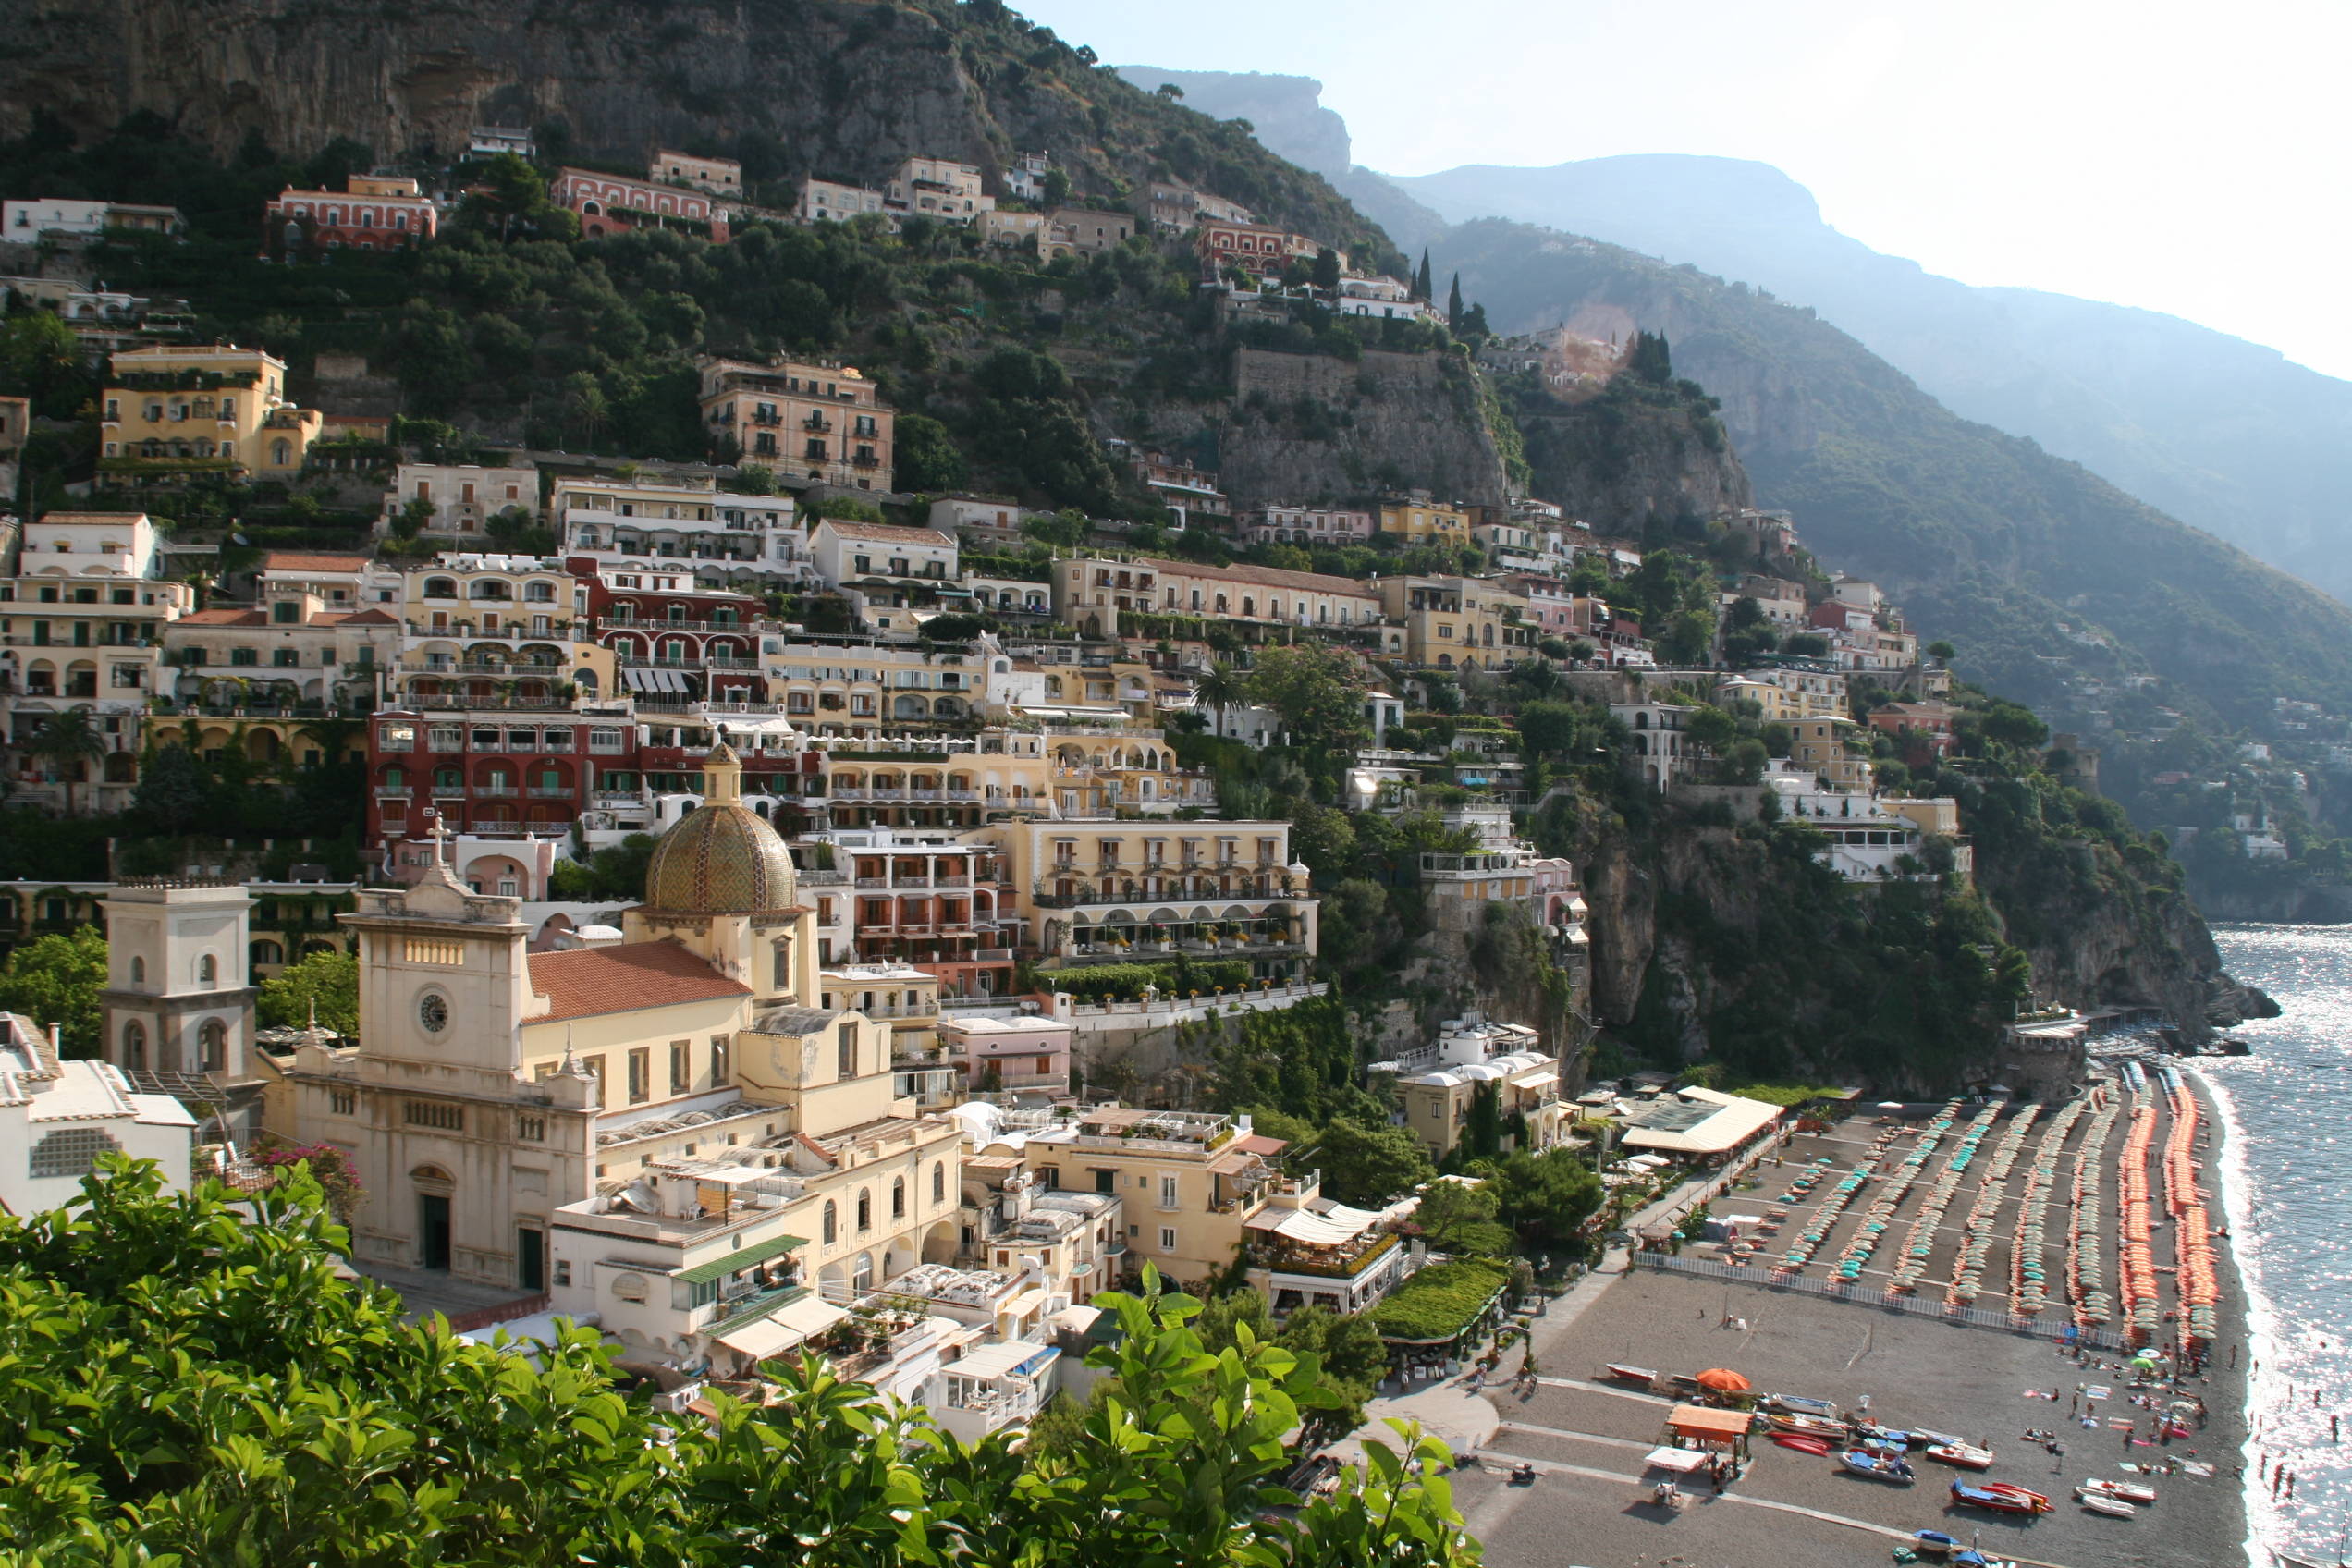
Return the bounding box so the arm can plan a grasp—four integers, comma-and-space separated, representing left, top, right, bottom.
1446, 272, 1463, 331
1415, 249, 1433, 300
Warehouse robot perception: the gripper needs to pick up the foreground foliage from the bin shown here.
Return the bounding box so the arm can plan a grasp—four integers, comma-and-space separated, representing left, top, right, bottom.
0, 1162, 1480, 1567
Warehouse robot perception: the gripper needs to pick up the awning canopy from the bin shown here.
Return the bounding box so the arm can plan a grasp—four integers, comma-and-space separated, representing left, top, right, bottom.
710, 1292, 847, 1359
1644, 1446, 1713, 1474
1666, 1404, 1755, 1442
675, 1231, 808, 1285
1243, 1200, 1384, 1247
623, 667, 696, 694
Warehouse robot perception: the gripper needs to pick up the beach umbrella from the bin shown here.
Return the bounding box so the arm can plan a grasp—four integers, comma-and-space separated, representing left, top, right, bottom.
1695, 1368, 1751, 1393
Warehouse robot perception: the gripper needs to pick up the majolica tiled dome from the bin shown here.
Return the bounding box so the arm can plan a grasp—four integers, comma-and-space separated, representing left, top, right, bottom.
643, 743, 797, 913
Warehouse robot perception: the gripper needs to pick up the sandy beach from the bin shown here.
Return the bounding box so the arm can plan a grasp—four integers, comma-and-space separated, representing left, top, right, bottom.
1456, 1085, 2255, 1568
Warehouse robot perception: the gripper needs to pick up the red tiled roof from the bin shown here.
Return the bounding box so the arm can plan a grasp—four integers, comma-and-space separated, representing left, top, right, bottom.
1231, 1133, 1290, 1158
527, 941, 750, 1023
326, 608, 399, 625
1139, 556, 1377, 598
177, 607, 265, 625
262, 552, 373, 573
817, 520, 954, 547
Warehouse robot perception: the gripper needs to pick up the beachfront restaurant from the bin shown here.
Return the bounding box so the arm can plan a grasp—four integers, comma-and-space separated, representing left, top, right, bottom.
1617, 1087, 1784, 1170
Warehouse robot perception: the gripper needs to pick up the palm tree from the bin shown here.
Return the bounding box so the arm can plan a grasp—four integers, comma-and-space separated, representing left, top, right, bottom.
29, 708, 107, 815
1194, 659, 1245, 738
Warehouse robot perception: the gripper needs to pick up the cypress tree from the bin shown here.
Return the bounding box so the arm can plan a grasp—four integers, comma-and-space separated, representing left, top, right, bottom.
1446, 272, 1463, 330
1415, 249, 1433, 300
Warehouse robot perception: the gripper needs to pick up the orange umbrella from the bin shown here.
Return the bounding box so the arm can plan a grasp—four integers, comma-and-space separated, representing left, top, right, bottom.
1695, 1368, 1751, 1392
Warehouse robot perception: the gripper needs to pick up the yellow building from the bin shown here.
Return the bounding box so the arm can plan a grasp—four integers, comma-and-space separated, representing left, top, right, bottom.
1377, 497, 1472, 546
1373, 575, 1534, 670
1789, 714, 1871, 790
1008, 1107, 1300, 1292
1394, 1052, 1571, 1158
100, 344, 321, 482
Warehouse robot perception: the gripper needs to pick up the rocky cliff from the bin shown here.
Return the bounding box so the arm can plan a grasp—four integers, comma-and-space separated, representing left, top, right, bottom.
0, 0, 1382, 255
1217, 348, 1511, 510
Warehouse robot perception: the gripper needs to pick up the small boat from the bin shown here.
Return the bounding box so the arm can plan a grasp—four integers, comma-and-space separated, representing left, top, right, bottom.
2076, 1489, 2138, 1518
1836, 1447, 1916, 1482
1950, 1478, 2052, 1514
1854, 1421, 1919, 1448
1910, 1530, 1959, 1560
2079, 1476, 2157, 1504
1769, 1412, 1850, 1439
1763, 1392, 1841, 1418
1912, 1427, 1970, 1450
1601, 1363, 1658, 1385
1925, 1442, 1995, 1470
1771, 1432, 1831, 1455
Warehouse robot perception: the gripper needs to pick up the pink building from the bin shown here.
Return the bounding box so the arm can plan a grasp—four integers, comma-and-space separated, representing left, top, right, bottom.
1246, 505, 1373, 547
942, 1014, 1072, 1096
554, 169, 730, 242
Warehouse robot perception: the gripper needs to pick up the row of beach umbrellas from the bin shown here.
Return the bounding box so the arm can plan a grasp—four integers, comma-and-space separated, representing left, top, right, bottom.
1949, 1103, 2040, 1306
2156, 1063, 2220, 1353
1886, 1100, 2003, 1293
2118, 1097, 2162, 1344
2010, 1095, 2092, 1317
2069, 1088, 2124, 1328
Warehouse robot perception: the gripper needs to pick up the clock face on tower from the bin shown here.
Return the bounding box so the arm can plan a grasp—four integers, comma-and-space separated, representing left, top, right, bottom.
418, 992, 449, 1034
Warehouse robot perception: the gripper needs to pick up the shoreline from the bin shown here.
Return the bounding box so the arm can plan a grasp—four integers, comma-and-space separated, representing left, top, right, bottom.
2186, 1059, 2283, 1568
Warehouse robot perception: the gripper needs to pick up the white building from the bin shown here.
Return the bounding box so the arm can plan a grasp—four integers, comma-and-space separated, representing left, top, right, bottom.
797, 178, 888, 223
808, 520, 959, 595
380, 462, 540, 540
0, 1011, 195, 1216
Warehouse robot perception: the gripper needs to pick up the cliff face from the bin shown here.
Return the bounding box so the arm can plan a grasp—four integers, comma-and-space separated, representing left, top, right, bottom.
1505, 364, 1754, 533
1218, 348, 1510, 510
0, 0, 1381, 251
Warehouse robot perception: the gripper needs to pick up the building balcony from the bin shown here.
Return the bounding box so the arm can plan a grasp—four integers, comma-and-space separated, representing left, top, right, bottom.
374, 786, 413, 800
526, 785, 573, 799
472, 785, 521, 798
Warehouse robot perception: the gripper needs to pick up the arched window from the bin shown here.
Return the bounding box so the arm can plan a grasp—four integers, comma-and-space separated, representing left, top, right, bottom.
822, 1200, 839, 1244
271, 438, 290, 467
423, 577, 457, 599
856, 1190, 872, 1231
932, 1161, 945, 1204
129, 955, 145, 985
122, 1021, 146, 1072
891, 1177, 906, 1219
197, 954, 217, 985
198, 1020, 227, 1072
30, 1126, 123, 1181
525, 581, 556, 602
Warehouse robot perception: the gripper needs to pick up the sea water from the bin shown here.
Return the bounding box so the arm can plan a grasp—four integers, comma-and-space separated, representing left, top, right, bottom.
2199, 924, 2352, 1565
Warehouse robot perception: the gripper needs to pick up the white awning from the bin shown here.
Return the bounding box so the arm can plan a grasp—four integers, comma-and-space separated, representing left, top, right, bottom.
711, 1293, 848, 1359
1243, 1201, 1384, 1247
1645, 1446, 1714, 1474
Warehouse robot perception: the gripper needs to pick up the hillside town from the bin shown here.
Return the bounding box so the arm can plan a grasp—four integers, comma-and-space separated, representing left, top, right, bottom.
0, 126, 2112, 1488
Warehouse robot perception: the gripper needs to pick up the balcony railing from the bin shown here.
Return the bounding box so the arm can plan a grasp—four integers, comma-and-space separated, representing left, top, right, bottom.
526, 785, 573, 799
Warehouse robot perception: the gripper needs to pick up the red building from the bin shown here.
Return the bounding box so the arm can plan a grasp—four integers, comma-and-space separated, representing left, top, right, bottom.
265, 176, 437, 253
840, 839, 1020, 998
570, 559, 765, 704
554, 169, 730, 242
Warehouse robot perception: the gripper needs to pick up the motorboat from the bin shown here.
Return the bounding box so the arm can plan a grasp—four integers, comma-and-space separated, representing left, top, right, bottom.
1949, 1478, 2052, 1514
2076, 1489, 2138, 1518
1836, 1447, 1916, 1482
1768, 1412, 1850, 1440
1925, 1441, 1995, 1470
1770, 1433, 1831, 1455
1854, 1420, 1921, 1447
1601, 1363, 1657, 1385
1912, 1427, 1970, 1450
2079, 1476, 2157, 1504
1762, 1392, 1841, 1418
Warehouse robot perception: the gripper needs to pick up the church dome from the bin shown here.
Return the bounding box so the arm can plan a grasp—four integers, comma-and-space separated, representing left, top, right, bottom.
642, 743, 799, 914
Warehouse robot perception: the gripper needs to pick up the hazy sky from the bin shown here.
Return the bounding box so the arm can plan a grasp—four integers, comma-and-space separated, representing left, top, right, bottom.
1019, 0, 2352, 380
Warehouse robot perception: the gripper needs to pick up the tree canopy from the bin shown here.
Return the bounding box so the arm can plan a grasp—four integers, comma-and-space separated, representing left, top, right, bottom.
0, 1160, 1483, 1567
256, 949, 360, 1035
0, 925, 106, 1058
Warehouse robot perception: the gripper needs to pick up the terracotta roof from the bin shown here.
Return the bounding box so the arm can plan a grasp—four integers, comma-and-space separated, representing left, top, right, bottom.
262, 552, 374, 573
1231, 1133, 1290, 1158
527, 941, 751, 1023
177, 607, 265, 625
817, 520, 955, 547
1139, 556, 1377, 598
327, 607, 400, 625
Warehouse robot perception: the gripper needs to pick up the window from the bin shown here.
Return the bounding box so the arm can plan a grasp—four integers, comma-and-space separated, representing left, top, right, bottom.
836, 1022, 857, 1078
710, 1035, 729, 1085
582, 1055, 606, 1107
30, 1126, 124, 1181
129, 956, 145, 985
121, 1021, 147, 1072
554, 1260, 571, 1287
198, 1020, 226, 1072
1158, 1227, 1177, 1252
403, 1100, 464, 1131
771, 938, 791, 990
1093, 1169, 1116, 1194
329, 1086, 356, 1116
627, 1047, 650, 1103
933, 1161, 946, 1205
197, 954, 217, 985
856, 1189, 872, 1231
1158, 1176, 1179, 1210
891, 1177, 906, 1219
823, 1200, 838, 1244
669, 1039, 690, 1095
